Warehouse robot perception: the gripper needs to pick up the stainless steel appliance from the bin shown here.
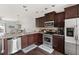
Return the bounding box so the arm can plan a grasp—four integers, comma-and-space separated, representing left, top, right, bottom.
8, 37, 21, 54
43, 34, 53, 48
0, 39, 2, 54
38, 32, 54, 54
44, 21, 54, 27
65, 18, 79, 55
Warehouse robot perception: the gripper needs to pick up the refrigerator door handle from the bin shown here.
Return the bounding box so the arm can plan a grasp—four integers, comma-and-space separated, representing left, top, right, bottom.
75, 35, 78, 40
74, 25, 78, 40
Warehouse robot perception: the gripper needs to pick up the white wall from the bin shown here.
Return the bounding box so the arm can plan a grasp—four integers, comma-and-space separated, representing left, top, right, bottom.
19, 16, 37, 32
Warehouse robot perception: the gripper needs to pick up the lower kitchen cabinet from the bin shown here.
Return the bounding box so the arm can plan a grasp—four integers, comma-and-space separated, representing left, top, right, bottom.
34, 33, 43, 45
28, 33, 43, 45
4, 39, 8, 55
21, 35, 29, 49
21, 33, 43, 49
28, 34, 35, 45
53, 35, 64, 53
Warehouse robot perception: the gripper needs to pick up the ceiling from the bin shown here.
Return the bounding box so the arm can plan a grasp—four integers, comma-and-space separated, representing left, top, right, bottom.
0, 4, 76, 21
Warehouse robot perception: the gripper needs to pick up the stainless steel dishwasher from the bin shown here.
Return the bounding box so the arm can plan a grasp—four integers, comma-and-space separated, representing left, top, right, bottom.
0, 39, 2, 54
8, 37, 21, 54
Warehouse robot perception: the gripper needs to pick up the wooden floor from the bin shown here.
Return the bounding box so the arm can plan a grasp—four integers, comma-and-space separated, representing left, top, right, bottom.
13, 48, 64, 55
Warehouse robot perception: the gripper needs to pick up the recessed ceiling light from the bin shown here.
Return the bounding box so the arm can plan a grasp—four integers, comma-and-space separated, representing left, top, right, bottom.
45, 8, 48, 10
51, 5, 55, 7
17, 14, 20, 16
36, 11, 39, 13
25, 9, 28, 11
23, 5, 27, 8
42, 10, 44, 13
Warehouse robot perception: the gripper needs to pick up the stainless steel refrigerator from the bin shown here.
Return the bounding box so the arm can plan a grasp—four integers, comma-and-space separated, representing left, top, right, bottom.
65, 18, 79, 55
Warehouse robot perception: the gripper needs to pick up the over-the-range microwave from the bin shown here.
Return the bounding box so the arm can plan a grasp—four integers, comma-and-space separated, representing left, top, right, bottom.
44, 21, 54, 27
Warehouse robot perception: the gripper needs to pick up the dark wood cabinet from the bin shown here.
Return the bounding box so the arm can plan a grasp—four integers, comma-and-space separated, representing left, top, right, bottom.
36, 16, 46, 27
21, 33, 43, 48
21, 35, 29, 48
45, 11, 56, 21
78, 5, 79, 17
37, 33, 43, 44
33, 33, 43, 45
53, 35, 64, 53
28, 34, 35, 45
65, 5, 79, 19
4, 39, 8, 55
54, 12, 65, 27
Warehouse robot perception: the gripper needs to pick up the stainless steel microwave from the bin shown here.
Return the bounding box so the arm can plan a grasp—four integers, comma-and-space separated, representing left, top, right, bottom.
44, 21, 54, 27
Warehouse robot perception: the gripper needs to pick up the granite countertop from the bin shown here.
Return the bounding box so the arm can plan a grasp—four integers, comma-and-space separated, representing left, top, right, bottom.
0, 31, 64, 39
53, 34, 64, 37
0, 31, 42, 39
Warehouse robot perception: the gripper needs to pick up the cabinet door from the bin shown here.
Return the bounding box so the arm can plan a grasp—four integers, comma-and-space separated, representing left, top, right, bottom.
4, 39, 8, 55
38, 33, 43, 44
53, 35, 64, 53
33, 33, 43, 45
78, 5, 79, 17
53, 36, 59, 50
21, 35, 29, 48
54, 12, 65, 27
57, 12, 65, 27
45, 12, 56, 21
65, 5, 78, 19
58, 36, 64, 53
33, 33, 39, 44
54, 14, 58, 27
36, 16, 46, 27
28, 34, 35, 45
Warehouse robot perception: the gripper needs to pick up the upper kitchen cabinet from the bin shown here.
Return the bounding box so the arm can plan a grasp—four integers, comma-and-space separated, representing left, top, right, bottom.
65, 4, 79, 19
54, 12, 65, 27
45, 11, 56, 21
78, 5, 79, 17
36, 16, 46, 27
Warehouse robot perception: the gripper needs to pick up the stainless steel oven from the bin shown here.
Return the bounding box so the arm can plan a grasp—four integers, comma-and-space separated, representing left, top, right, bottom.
43, 34, 53, 48
44, 21, 54, 27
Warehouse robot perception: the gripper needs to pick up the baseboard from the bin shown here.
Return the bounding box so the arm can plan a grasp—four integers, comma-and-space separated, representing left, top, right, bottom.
22, 44, 37, 53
